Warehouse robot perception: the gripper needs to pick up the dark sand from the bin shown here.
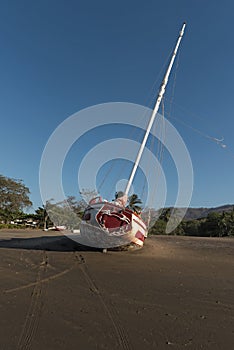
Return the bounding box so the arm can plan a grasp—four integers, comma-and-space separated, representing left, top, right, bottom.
0, 230, 233, 350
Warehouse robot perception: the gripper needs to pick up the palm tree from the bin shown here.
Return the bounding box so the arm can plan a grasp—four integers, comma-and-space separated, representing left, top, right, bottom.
35, 205, 50, 230
127, 194, 142, 214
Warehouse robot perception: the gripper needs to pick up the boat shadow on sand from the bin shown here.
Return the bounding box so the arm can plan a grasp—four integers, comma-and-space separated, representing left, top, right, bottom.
0, 235, 101, 252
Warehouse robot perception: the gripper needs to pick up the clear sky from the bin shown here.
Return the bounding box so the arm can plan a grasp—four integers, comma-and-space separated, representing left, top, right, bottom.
1, 0, 234, 211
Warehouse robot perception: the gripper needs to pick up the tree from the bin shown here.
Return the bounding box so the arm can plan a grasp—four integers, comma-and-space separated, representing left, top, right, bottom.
219, 210, 234, 237
159, 208, 171, 222
0, 175, 32, 223
39, 197, 86, 230
127, 194, 142, 214
79, 188, 99, 204
66, 195, 86, 218
148, 207, 185, 235
182, 219, 201, 236
34, 205, 54, 230
149, 219, 166, 235
200, 212, 222, 237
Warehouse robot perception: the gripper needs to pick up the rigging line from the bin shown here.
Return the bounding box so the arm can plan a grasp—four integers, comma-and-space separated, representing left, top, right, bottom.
101, 100, 168, 198
149, 98, 166, 210
139, 44, 180, 122
119, 51, 178, 199
97, 161, 116, 193
166, 113, 227, 148
145, 52, 181, 211
168, 50, 180, 119
97, 112, 149, 194
139, 112, 158, 201
144, 113, 160, 207
141, 119, 158, 229
139, 98, 167, 202
105, 159, 129, 200
139, 86, 170, 201
164, 94, 215, 124
98, 48, 179, 197
142, 48, 176, 110
103, 120, 150, 200
141, 99, 167, 214
106, 115, 154, 200
147, 51, 180, 208
159, 99, 166, 164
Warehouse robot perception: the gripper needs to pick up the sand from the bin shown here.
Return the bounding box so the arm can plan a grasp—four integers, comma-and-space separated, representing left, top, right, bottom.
0, 230, 233, 349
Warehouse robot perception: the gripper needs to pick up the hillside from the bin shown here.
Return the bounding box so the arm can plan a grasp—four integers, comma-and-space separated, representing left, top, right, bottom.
184, 204, 234, 220
143, 204, 234, 222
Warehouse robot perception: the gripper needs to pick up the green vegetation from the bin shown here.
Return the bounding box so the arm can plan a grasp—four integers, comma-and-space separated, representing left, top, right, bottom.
0, 175, 32, 224
0, 174, 234, 237
127, 194, 143, 214
0, 173, 87, 229
149, 208, 234, 237
43, 197, 85, 229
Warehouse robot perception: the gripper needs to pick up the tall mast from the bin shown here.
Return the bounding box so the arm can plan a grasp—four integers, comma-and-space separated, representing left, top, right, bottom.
125, 22, 186, 196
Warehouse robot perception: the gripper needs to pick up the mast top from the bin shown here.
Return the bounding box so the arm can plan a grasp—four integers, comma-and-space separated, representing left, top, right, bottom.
180, 22, 186, 35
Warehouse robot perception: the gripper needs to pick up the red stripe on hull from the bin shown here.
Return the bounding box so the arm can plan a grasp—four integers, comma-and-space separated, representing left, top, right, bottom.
135, 230, 145, 242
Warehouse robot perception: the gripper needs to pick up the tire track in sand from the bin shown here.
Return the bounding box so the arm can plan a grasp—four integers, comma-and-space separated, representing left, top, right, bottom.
17, 251, 48, 350
74, 253, 132, 350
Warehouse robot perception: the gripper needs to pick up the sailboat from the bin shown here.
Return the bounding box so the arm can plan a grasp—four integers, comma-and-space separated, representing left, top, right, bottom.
79, 23, 186, 249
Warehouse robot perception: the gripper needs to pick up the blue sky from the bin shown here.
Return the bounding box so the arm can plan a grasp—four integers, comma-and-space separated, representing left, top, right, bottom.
1, 0, 234, 211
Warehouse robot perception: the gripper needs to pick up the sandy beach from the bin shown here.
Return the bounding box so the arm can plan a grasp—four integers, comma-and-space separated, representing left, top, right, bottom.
0, 230, 233, 349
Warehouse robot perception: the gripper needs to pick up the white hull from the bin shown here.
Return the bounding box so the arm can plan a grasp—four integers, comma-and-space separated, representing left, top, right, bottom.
79, 202, 147, 249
